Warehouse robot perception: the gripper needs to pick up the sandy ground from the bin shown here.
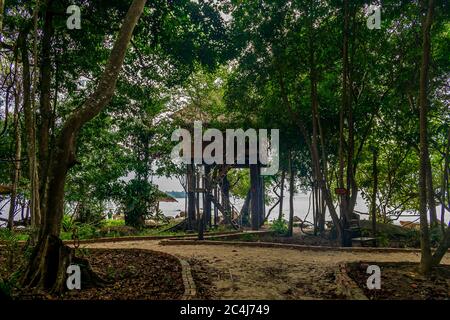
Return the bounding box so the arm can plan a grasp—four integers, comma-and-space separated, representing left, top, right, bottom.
83, 240, 450, 300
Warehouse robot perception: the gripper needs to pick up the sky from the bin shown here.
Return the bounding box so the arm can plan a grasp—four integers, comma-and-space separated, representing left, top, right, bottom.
152, 176, 183, 192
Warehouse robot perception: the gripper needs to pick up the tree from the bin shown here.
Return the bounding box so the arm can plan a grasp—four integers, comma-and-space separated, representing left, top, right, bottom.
418, 0, 435, 274
21, 0, 148, 293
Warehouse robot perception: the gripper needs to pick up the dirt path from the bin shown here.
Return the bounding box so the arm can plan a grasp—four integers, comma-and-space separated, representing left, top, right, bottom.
83, 241, 450, 300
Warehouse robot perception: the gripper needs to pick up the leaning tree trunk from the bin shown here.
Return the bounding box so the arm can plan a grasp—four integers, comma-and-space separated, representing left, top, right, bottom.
431, 128, 450, 265
418, 0, 434, 274
21, 0, 148, 294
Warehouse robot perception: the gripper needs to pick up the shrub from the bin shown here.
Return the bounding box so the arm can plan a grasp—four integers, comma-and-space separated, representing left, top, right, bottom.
76, 224, 99, 239
62, 214, 75, 232
102, 219, 125, 228
430, 225, 443, 246
0, 229, 20, 272
270, 218, 288, 236
404, 229, 421, 247
0, 229, 22, 298
375, 231, 390, 247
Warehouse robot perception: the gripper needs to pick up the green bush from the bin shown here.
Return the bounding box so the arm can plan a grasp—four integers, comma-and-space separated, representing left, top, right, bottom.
102, 219, 125, 228
62, 214, 76, 232
404, 229, 421, 247
0, 270, 20, 298
0, 229, 22, 298
0, 229, 20, 272
76, 224, 99, 239
430, 225, 443, 246
270, 218, 288, 236
376, 231, 390, 247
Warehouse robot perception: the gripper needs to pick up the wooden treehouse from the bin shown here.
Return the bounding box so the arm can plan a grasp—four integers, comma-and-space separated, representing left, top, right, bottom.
177, 136, 267, 232
169, 106, 269, 232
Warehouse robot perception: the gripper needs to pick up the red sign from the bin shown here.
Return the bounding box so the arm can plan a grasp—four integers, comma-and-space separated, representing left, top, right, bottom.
335, 188, 348, 195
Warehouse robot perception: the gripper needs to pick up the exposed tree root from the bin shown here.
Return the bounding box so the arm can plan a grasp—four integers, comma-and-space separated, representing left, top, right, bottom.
21, 234, 107, 295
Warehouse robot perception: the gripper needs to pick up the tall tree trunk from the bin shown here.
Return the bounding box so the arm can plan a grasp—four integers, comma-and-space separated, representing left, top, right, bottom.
21, 0, 148, 294
240, 189, 251, 226
318, 187, 325, 233
213, 186, 219, 226
38, 1, 54, 219
7, 84, 22, 230
347, 5, 359, 218
308, 4, 319, 236
278, 169, 285, 220
30, 0, 43, 229
204, 165, 212, 228
222, 174, 230, 216
288, 151, 294, 237
187, 164, 196, 230
259, 174, 265, 227
196, 172, 200, 221
418, 0, 434, 274
339, 0, 353, 247
19, 31, 41, 239
431, 116, 450, 265
198, 170, 205, 240
432, 227, 450, 266
250, 164, 260, 230
314, 182, 320, 235
426, 158, 437, 224
370, 148, 378, 240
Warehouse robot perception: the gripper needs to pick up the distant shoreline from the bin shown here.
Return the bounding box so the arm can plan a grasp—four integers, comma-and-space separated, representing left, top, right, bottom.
166, 191, 186, 199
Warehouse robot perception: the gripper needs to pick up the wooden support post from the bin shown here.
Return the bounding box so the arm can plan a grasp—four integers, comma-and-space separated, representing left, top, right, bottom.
213, 187, 218, 227
222, 174, 230, 215
250, 164, 260, 230
288, 151, 294, 237
196, 170, 200, 221
259, 174, 265, 227
204, 165, 212, 228
187, 164, 196, 230
240, 189, 251, 227
198, 167, 205, 240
